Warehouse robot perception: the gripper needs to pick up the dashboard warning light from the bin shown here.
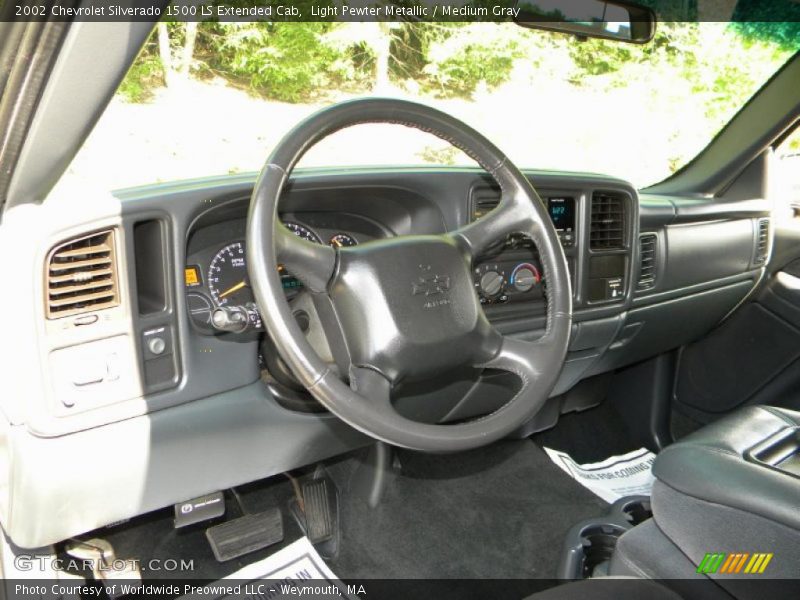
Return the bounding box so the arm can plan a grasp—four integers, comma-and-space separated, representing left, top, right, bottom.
185, 266, 201, 287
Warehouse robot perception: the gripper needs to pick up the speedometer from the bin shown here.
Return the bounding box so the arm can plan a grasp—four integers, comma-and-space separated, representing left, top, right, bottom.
206, 224, 318, 307
284, 222, 321, 243
208, 242, 253, 306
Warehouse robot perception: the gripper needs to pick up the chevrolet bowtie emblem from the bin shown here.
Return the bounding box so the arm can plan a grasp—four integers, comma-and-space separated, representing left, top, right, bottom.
412, 274, 451, 296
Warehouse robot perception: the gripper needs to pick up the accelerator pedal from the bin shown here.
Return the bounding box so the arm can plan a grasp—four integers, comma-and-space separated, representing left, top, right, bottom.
206, 508, 284, 562
289, 470, 340, 559
302, 478, 336, 544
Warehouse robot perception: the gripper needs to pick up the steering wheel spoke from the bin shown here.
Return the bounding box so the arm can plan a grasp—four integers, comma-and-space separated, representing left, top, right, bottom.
477, 335, 552, 386
449, 187, 540, 260
349, 366, 393, 412
275, 223, 336, 293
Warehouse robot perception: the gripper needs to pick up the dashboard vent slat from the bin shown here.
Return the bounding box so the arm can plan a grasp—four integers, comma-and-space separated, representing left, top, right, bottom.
637, 233, 658, 291
470, 184, 501, 221
49, 267, 113, 284
754, 219, 770, 265
46, 230, 120, 319
49, 256, 112, 272
590, 192, 626, 250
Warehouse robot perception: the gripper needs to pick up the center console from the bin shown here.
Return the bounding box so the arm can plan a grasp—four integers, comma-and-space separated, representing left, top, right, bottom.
474, 194, 576, 307
471, 180, 635, 325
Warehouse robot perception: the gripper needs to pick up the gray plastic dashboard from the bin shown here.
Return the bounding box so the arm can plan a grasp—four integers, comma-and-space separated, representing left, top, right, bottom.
110, 166, 770, 424
0, 166, 771, 548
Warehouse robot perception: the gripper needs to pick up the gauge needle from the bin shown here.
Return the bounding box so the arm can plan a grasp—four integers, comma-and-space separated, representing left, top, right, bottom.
219, 280, 247, 299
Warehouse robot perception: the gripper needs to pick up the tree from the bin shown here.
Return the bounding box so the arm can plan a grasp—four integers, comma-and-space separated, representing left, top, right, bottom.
157, 23, 174, 87
323, 22, 396, 92
157, 20, 200, 88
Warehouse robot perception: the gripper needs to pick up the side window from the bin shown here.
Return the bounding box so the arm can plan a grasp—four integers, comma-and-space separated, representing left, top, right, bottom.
776, 125, 800, 215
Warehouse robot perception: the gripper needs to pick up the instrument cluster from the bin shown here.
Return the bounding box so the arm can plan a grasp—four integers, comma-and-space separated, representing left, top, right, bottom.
184, 219, 366, 334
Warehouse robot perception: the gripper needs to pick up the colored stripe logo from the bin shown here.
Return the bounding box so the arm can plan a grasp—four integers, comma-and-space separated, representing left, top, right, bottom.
697, 552, 773, 574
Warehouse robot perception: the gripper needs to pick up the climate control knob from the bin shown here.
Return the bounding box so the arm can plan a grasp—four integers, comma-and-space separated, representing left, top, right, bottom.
479, 270, 504, 298
511, 263, 541, 293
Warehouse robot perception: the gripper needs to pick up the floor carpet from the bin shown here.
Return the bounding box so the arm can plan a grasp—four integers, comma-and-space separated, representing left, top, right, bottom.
332, 440, 608, 580
88, 438, 610, 599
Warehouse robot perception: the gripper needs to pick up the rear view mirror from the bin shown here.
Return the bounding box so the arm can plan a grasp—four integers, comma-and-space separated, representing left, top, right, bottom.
514, 0, 657, 44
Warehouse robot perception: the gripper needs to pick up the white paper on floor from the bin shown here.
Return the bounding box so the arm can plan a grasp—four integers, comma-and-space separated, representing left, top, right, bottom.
543, 446, 657, 503
180, 537, 353, 600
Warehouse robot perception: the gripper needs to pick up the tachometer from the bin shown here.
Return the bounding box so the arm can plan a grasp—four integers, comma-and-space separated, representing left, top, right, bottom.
208, 242, 253, 306
284, 222, 321, 244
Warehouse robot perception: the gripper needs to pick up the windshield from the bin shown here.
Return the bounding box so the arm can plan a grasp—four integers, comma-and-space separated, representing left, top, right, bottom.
66, 22, 799, 190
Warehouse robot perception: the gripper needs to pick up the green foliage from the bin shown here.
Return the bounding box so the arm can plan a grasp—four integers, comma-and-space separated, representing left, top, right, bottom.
417, 145, 460, 165
563, 22, 700, 82
424, 43, 516, 97
120, 20, 798, 111
197, 22, 356, 103
389, 23, 429, 81
117, 40, 164, 103
567, 37, 634, 78
782, 128, 800, 153
730, 21, 800, 53
732, 0, 800, 39
419, 24, 522, 98
553, 22, 797, 123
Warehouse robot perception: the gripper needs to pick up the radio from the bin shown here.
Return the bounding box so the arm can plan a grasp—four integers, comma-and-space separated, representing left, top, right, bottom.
493, 197, 576, 251
547, 196, 576, 247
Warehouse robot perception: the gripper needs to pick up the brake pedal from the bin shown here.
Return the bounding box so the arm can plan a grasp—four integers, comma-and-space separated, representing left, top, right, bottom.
285, 471, 341, 562
206, 508, 284, 562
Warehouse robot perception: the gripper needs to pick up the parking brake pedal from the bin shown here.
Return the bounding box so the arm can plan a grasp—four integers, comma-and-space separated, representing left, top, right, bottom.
206, 508, 284, 562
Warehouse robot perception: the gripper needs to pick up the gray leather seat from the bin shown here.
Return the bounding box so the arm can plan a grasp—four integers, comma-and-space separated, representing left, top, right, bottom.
610, 405, 800, 599
652, 405, 800, 544
528, 406, 800, 600
525, 579, 682, 599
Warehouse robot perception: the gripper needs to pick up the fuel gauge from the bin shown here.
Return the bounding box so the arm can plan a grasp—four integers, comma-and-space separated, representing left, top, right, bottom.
187, 292, 214, 333
329, 233, 358, 248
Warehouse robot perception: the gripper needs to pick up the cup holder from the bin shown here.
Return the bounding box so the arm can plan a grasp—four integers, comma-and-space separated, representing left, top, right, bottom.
579, 523, 628, 578
619, 497, 652, 526
557, 495, 653, 580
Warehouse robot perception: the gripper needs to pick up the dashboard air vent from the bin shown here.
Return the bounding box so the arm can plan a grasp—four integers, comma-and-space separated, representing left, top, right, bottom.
637, 233, 657, 291
590, 192, 625, 250
754, 219, 770, 265
46, 230, 119, 319
471, 184, 501, 221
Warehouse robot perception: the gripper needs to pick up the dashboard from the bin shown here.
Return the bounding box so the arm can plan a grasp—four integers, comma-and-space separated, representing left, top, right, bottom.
28, 166, 769, 438
5, 165, 771, 549
153, 168, 765, 418
181, 184, 609, 339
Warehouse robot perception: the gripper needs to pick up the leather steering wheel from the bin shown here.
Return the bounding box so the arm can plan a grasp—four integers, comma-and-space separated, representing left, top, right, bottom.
247, 98, 571, 452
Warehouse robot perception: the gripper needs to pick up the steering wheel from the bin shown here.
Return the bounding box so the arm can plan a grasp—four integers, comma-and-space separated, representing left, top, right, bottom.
247, 98, 571, 452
